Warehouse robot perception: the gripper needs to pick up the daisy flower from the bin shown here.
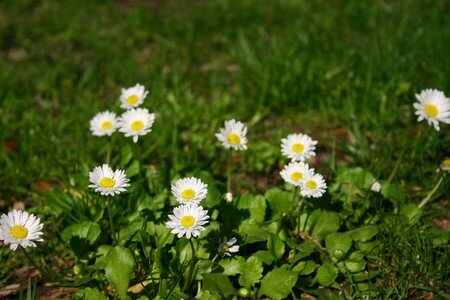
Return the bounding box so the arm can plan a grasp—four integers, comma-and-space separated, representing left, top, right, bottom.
413, 89, 450, 131
166, 204, 210, 239
89, 111, 117, 137
300, 172, 327, 198
118, 108, 155, 143
280, 161, 314, 186
171, 177, 208, 205
119, 83, 148, 109
215, 119, 248, 150
439, 158, 450, 172
88, 164, 130, 196
281, 133, 317, 162
0, 210, 44, 251
225, 192, 233, 203
370, 181, 382, 192
217, 237, 239, 257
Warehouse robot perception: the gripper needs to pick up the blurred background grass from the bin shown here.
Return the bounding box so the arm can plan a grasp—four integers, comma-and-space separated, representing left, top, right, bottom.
0, 0, 449, 205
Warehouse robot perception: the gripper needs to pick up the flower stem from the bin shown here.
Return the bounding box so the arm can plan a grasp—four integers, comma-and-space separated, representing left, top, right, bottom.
107, 197, 116, 244
182, 239, 197, 293
106, 136, 112, 164
20, 247, 45, 276
297, 196, 305, 234
227, 150, 232, 194
418, 176, 445, 209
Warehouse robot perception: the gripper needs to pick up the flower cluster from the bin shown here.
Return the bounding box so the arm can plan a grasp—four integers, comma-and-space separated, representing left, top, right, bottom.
166, 177, 210, 239
280, 133, 327, 198
89, 83, 156, 143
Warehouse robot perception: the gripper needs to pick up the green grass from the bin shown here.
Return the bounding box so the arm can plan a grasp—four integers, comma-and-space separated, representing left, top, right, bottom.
0, 0, 449, 298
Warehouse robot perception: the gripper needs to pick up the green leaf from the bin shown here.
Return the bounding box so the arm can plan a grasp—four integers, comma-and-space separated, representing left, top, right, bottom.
316, 262, 338, 286
325, 233, 352, 261
292, 260, 316, 275
61, 221, 101, 245
400, 203, 422, 223
218, 256, 245, 276
349, 225, 378, 242
265, 188, 292, 217
238, 256, 263, 288
76, 288, 107, 300
381, 181, 405, 207
239, 220, 268, 243
236, 194, 266, 222
267, 233, 285, 260
61, 221, 101, 258
258, 268, 298, 299
126, 160, 140, 178
104, 246, 134, 299
309, 211, 341, 241
345, 251, 366, 273
202, 274, 235, 296
252, 250, 275, 265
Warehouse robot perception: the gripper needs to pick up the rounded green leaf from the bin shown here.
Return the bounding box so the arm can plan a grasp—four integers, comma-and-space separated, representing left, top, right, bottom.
104, 246, 134, 299
258, 268, 298, 299
325, 233, 352, 260
316, 262, 338, 286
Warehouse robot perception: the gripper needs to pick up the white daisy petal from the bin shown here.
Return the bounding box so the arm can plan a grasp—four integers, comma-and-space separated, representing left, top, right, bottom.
119, 83, 149, 109
0, 210, 44, 251
118, 108, 155, 143
88, 164, 130, 196
215, 119, 248, 150
281, 133, 317, 162
413, 89, 450, 131
165, 204, 210, 239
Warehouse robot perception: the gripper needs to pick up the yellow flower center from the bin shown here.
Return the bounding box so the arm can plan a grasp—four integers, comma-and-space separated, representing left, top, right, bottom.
10, 225, 28, 239
228, 133, 241, 145
181, 189, 196, 200
292, 143, 305, 153
180, 215, 195, 228
441, 159, 450, 168
290, 172, 303, 181
126, 95, 139, 105
306, 180, 317, 190
99, 177, 116, 188
130, 120, 144, 131
424, 104, 438, 117
101, 121, 113, 130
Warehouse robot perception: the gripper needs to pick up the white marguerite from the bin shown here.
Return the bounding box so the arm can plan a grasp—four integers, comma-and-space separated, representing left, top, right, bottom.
280, 161, 314, 186
171, 177, 208, 205
118, 108, 155, 143
215, 119, 248, 150
218, 237, 239, 257
89, 111, 118, 137
300, 172, 327, 198
166, 204, 210, 239
0, 210, 44, 251
370, 181, 382, 193
281, 133, 317, 162
439, 158, 450, 172
413, 89, 450, 131
88, 164, 130, 196
225, 192, 233, 203
119, 83, 149, 109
